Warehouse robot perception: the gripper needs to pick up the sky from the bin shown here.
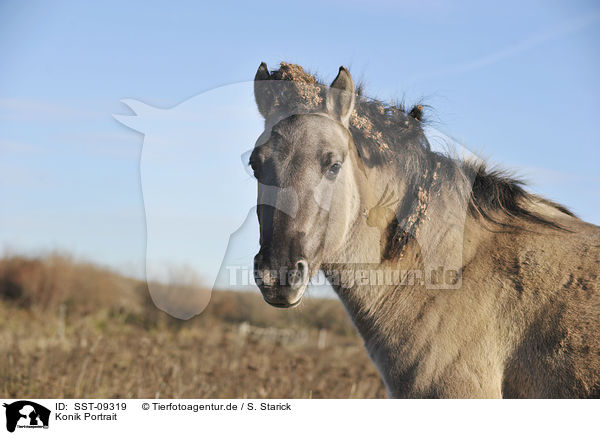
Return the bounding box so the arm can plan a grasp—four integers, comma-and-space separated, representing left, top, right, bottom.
1, 0, 599, 288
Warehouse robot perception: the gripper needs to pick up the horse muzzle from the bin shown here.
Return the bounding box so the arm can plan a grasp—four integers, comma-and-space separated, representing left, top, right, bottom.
254, 255, 309, 308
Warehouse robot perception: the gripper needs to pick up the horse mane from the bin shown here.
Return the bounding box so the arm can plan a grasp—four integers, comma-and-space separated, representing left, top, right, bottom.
263, 62, 574, 230
461, 161, 575, 230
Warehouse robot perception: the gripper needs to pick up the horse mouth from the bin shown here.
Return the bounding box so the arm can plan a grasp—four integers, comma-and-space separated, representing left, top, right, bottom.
263, 295, 304, 309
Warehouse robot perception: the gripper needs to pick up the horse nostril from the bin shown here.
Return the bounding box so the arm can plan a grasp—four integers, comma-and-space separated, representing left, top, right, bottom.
296, 259, 307, 273
290, 259, 308, 290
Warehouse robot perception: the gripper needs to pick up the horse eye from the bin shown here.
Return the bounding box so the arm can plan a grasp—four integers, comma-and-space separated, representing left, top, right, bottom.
249, 160, 259, 178
247, 154, 261, 178
242, 150, 256, 178
326, 162, 342, 179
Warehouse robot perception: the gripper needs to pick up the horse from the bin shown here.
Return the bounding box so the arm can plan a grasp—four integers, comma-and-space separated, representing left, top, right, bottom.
249, 62, 600, 398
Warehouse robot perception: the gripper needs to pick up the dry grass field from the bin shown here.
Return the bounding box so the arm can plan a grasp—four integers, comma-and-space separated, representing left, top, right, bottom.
0, 254, 385, 398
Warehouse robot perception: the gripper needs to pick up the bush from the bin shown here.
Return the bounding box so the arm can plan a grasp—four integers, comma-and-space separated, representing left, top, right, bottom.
0, 253, 357, 336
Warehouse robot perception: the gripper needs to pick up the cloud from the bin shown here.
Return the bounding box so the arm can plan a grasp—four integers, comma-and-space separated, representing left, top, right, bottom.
0, 98, 101, 121
53, 130, 142, 159
0, 139, 41, 153
416, 10, 600, 80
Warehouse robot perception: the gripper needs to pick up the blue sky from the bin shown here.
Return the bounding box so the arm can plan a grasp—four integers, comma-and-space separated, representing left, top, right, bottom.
1, 0, 599, 285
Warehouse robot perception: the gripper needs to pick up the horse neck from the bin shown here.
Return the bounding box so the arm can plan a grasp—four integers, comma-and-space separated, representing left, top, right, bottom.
325, 154, 479, 346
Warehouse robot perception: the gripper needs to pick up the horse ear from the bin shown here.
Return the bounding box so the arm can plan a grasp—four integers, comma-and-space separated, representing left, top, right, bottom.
326, 66, 355, 127
254, 62, 275, 118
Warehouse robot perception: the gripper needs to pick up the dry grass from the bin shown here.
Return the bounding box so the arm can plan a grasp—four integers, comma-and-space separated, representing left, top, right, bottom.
0, 254, 385, 398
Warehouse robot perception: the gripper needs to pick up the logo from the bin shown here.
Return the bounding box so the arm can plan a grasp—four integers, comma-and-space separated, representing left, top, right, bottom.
3, 401, 50, 433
